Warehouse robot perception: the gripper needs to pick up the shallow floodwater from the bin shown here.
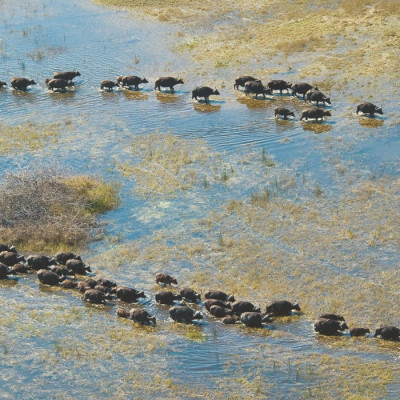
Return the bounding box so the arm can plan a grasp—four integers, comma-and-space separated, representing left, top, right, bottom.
1, 0, 400, 398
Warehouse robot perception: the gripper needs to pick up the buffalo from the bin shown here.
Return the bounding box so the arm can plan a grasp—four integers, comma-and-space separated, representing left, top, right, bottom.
241, 312, 272, 328
53, 71, 80, 80
306, 90, 331, 106
244, 81, 272, 99
180, 287, 201, 303
116, 287, 145, 302
266, 301, 300, 316
169, 305, 203, 324
234, 76, 259, 90
374, 326, 400, 341
205, 290, 235, 302
192, 86, 220, 103
154, 77, 184, 92
10, 78, 36, 91
155, 291, 182, 305
155, 273, 178, 286
267, 80, 291, 94
356, 102, 383, 117
290, 82, 316, 99
274, 107, 295, 119
45, 78, 74, 91
300, 107, 331, 121
116, 75, 148, 90
83, 289, 106, 304
314, 318, 348, 336
100, 80, 119, 91
37, 269, 60, 286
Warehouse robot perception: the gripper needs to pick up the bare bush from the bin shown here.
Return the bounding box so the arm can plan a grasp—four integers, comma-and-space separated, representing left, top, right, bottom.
0, 164, 118, 251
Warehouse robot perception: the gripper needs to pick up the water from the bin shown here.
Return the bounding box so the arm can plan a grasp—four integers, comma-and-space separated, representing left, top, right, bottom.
0, 0, 400, 398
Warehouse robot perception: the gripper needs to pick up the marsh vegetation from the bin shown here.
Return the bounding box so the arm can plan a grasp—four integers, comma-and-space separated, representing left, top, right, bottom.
0, 0, 399, 398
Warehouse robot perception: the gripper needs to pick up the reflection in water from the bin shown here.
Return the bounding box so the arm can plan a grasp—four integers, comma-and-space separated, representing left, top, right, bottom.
236, 95, 272, 109
301, 121, 332, 134
48, 90, 76, 101
274, 118, 296, 132
123, 89, 149, 101
155, 91, 180, 103
193, 102, 221, 113
358, 117, 384, 128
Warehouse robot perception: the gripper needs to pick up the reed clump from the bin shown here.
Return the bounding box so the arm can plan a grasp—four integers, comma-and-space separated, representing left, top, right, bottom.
0, 164, 120, 252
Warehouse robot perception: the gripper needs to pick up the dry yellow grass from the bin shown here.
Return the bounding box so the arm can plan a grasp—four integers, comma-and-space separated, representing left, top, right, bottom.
118, 133, 216, 196
0, 122, 60, 155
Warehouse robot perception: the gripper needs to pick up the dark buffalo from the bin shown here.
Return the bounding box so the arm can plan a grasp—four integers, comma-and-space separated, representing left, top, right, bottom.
66, 259, 90, 275
209, 305, 232, 318
100, 80, 119, 91
234, 76, 259, 90
155, 291, 182, 305
116, 75, 148, 90
314, 318, 348, 336
350, 328, 370, 337
27, 255, 56, 270
267, 80, 292, 94
0, 263, 11, 279
129, 308, 156, 325
77, 281, 92, 293
231, 301, 261, 315
83, 289, 106, 304
45, 78, 74, 91
244, 81, 272, 99
374, 326, 400, 341
204, 299, 231, 312
96, 277, 117, 288
37, 269, 60, 286
53, 71, 81, 80
60, 279, 78, 289
306, 90, 331, 106
274, 107, 295, 119
93, 284, 113, 297
0, 81, 7, 89
290, 82, 317, 99
356, 102, 383, 117
155, 273, 178, 286
9, 264, 30, 274
55, 252, 82, 265
169, 305, 203, 323
205, 290, 235, 302
241, 312, 272, 328
0, 244, 16, 253
318, 313, 345, 322
154, 77, 184, 92
192, 86, 220, 103
179, 287, 201, 303
0, 251, 23, 266
266, 301, 300, 316
116, 307, 130, 319
300, 107, 331, 121
10, 78, 36, 91
116, 286, 145, 302
222, 315, 239, 324
50, 265, 72, 277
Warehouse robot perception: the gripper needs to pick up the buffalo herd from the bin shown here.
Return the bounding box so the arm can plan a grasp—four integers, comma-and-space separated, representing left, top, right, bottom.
0, 243, 397, 342
0, 71, 384, 122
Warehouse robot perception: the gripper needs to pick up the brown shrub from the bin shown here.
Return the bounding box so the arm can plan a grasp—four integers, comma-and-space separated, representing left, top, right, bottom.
0, 164, 119, 252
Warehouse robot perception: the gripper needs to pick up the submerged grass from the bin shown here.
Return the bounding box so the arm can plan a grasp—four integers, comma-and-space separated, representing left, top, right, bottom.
118, 133, 216, 196
0, 122, 60, 155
